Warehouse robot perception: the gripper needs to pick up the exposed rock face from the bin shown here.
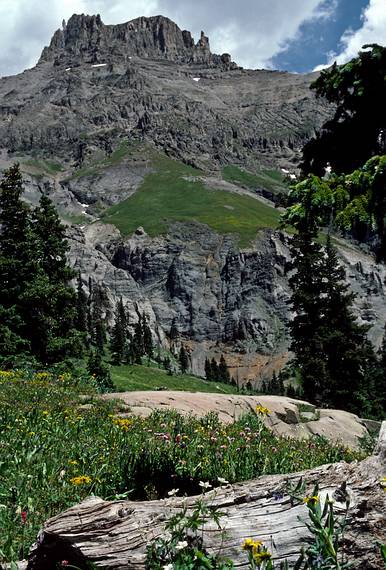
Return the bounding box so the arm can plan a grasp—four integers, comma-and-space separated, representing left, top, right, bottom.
0, 14, 331, 169
39, 14, 218, 67
103, 391, 375, 449
69, 222, 386, 381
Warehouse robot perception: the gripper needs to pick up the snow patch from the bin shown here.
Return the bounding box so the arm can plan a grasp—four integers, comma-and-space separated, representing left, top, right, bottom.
79, 203, 89, 208
289, 174, 297, 180
192, 77, 201, 82
281, 168, 289, 174
91, 63, 107, 68
65, 67, 71, 72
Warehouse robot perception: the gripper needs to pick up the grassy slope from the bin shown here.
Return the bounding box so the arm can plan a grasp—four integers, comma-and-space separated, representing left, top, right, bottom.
102, 153, 281, 246
111, 363, 238, 394
222, 165, 288, 195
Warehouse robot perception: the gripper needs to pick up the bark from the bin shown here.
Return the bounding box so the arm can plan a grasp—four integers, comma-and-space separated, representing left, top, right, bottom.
27, 422, 386, 569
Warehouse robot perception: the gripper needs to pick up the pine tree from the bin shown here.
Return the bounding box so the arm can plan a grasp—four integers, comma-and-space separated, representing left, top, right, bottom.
131, 315, 144, 364
75, 272, 88, 334
87, 349, 114, 393
0, 166, 83, 364
218, 354, 230, 383
142, 313, 153, 360
204, 357, 212, 381
110, 298, 127, 365
288, 211, 328, 404
90, 285, 106, 354
179, 345, 189, 374
320, 236, 378, 414
210, 358, 219, 381
0, 165, 34, 359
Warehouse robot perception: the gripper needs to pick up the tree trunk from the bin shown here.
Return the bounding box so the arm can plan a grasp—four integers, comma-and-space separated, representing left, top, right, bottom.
27, 422, 386, 569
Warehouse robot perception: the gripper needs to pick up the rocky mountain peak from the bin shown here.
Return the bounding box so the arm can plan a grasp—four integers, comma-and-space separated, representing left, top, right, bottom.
39, 13, 229, 67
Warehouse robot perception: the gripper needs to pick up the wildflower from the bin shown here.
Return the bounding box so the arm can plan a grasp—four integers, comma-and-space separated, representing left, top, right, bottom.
163, 564, 174, 570
167, 488, 179, 496
21, 511, 28, 524
255, 404, 271, 416
112, 418, 132, 431
199, 481, 212, 490
242, 538, 262, 551
42, 410, 49, 416
303, 495, 319, 506
70, 475, 92, 486
68, 460, 78, 465
59, 469, 66, 480
217, 477, 229, 485
60, 562, 69, 567
175, 541, 188, 550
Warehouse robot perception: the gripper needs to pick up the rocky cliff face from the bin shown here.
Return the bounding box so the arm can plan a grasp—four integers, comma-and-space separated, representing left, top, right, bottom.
0, 14, 331, 169
39, 14, 221, 68
69, 222, 386, 382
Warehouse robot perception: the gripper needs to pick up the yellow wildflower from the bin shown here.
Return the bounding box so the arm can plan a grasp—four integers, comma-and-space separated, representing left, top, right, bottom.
303, 495, 319, 506
42, 410, 49, 416
70, 475, 92, 486
255, 404, 271, 416
242, 538, 262, 552
112, 418, 133, 431
68, 460, 78, 465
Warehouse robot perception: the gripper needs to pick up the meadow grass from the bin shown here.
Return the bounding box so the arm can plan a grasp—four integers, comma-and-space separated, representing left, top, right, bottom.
0, 369, 366, 562
222, 165, 288, 195
111, 363, 239, 394
101, 154, 281, 246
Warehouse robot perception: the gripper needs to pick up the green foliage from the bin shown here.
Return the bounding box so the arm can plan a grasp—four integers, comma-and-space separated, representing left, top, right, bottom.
302, 44, 386, 175
296, 485, 351, 569
222, 165, 288, 196
284, 155, 386, 259
109, 298, 128, 365
102, 154, 280, 246
0, 370, 365, 562
146, 495, 233, 570
87, 349, 114, 393
111, 363, 238, 394
178, 345, 189, 374
288, 220, 381, 416
0, 165, 84, 365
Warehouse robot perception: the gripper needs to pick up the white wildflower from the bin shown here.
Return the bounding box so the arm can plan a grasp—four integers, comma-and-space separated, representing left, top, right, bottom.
175, 540, 188, 551
167, 488, 179, 497
217, 477, 229, 485
199, 481, 212, 490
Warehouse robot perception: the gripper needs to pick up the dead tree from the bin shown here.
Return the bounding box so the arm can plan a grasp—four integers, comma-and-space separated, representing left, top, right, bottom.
27, 422, 386, 569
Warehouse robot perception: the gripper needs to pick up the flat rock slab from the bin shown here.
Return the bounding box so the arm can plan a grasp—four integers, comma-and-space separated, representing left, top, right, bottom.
102, 391, 371, 449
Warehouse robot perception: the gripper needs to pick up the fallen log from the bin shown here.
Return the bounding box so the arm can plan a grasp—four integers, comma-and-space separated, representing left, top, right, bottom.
27, 422, 386, 569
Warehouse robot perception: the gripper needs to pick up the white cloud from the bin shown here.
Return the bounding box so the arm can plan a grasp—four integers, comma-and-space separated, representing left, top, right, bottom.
0, 0, 336, 77
314, 0, 386, 71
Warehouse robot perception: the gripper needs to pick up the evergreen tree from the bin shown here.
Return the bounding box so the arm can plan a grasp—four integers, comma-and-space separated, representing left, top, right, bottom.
179, 345, 189, 374
142, 313, 153, 359
110, 298, 127, 365
0, 166, 83, 364
75, 272, 88, 334
87, 349, 114, 393
90, 285, 106, 354
320, 236, 379, 413
288, 212, 327, 404
218, 354, 230, 383
169, 319, 178, 341
0, 165, 34, 359
210, 358, 219, 381
204, 357, 212, 381
131, 315, 144, 364
270, 371, 279, 395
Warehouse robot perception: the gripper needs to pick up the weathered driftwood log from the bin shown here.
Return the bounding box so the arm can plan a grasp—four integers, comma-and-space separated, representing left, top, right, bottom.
28, 422, 386, 570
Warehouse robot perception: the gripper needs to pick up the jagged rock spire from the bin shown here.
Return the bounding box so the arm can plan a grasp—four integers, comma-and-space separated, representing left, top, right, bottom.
39, 14, 219, 66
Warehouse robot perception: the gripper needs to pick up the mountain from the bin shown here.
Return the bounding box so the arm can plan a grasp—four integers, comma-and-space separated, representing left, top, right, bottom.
0, 14, 384, 383
0, 13, 330, 169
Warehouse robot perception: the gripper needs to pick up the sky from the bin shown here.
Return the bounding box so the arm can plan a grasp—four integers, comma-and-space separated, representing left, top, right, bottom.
0, 0, 385, 77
